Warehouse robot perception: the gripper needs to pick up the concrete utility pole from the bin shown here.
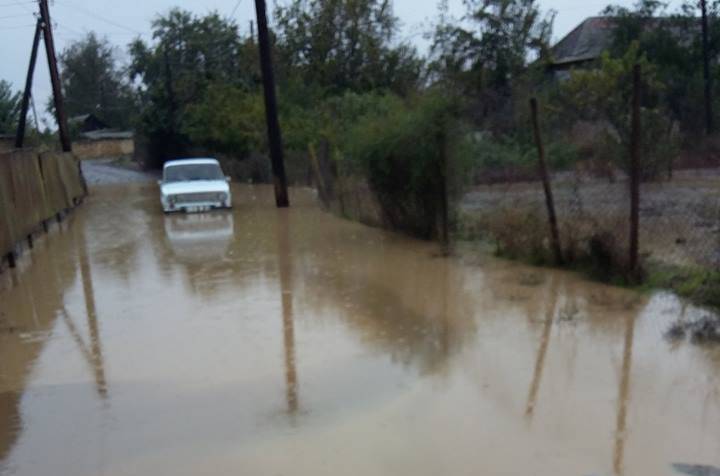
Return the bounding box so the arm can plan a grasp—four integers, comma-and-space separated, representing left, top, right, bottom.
701, 0, 714, 135
254, 0, 289, 208
15, 19, 42, 149
629, 65, 642, 279
39, 0, 72, 152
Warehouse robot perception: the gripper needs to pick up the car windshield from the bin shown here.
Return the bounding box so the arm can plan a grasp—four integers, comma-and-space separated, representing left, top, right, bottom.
164, 163, 224, 182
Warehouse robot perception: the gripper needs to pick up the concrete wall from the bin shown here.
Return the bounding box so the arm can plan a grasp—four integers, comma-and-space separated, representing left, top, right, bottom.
0, 149, 86, 262
73, 138, 134, 160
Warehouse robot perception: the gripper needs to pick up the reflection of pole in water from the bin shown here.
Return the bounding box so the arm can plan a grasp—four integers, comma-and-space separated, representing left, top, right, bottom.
525, 277, 557, 419
440, 258, 449, 359
277, 210, 298, 414
72, 226, 108, 399
613, 313, 636, 476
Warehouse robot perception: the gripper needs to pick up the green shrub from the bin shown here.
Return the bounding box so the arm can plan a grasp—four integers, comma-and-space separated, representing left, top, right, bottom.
468, 134, 580, 183
647, 266, 720, 310
183, 83, 265, 156
343, 91, 471, 239
546, 141, 581, 170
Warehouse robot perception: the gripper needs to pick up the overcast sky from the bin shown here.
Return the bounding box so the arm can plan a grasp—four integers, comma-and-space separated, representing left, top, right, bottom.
0, 0, 688, 128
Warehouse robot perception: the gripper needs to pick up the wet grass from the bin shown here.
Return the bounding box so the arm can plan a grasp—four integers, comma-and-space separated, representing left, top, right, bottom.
645, 264, 720, 311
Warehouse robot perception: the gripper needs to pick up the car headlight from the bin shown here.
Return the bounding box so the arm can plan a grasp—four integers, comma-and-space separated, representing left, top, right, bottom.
218, 192, 227, 201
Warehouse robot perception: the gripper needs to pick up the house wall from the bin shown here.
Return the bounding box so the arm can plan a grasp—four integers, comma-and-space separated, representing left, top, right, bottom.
72, 138, 135, 160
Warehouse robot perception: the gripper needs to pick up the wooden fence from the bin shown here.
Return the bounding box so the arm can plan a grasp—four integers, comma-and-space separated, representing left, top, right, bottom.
0, 149, 86, 266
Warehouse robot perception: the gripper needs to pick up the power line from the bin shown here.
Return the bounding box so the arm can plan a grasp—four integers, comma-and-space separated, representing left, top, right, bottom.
0, 12, 30, 19
229, 0, 242, 18
0, 1, 36, 7
7, 0, 35, 16
54, 20, 85, 37
54, 0, 144, 35
2, 22, 35, 28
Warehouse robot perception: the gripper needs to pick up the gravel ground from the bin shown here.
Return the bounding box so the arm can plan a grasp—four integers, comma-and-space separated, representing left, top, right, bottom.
81, 158, 160, 185
460, 169, 720, 268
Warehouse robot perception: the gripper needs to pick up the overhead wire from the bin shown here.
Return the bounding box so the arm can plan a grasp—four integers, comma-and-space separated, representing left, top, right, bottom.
2, 22, 35, 29
0, 12, 29, 19
54, 20, 84, 37
0, 1, 36, 7
229, 0, 242, 19
54, 0, 145, 36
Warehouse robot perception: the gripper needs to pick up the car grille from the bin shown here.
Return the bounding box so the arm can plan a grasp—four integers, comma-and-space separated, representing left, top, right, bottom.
175, 192, 219, 203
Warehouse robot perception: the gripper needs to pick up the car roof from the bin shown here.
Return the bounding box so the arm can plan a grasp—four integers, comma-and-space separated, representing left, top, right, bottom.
164, 158, 219, 168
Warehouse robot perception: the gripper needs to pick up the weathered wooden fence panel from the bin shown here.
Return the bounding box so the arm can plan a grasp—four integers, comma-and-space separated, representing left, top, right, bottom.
0, 149, 86, 263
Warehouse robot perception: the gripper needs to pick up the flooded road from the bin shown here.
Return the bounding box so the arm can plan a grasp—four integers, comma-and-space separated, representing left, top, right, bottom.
1, 183, 719, 476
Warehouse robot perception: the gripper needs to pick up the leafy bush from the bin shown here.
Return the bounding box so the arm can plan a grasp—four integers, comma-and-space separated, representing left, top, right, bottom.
183, 83, 265, 157
468, 134, 579, 183
648, 266, 720, 310
343, 92, 471, 239
547, 141, 582, 170
559, 42, 679, 180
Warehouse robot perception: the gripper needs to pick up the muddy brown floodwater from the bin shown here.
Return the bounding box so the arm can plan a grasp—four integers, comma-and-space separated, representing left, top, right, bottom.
1, 183, 719, 476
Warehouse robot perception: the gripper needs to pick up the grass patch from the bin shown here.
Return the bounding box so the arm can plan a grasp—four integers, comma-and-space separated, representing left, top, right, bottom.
645, 264, 720, 310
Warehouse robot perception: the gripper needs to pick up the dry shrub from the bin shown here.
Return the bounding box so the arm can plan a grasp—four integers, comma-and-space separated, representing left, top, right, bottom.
334, 176, 384, 228
481, 205, 553, 264
561, 209, 633, 280
464, 199, 635, 279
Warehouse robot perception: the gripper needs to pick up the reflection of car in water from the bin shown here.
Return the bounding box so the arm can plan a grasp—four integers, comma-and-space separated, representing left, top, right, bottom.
159, 158, 232, 213
163, 212, 235, 263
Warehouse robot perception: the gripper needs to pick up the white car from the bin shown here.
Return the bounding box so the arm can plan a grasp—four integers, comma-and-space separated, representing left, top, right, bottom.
159, 158, 232, 213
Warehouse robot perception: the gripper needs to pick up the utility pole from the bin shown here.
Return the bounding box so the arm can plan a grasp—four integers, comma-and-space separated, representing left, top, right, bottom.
15, 18, 42, 148
701, 0, 714, 135
39, 0, 72, 152
254, 0, 289, 207
629, 64, 642, 280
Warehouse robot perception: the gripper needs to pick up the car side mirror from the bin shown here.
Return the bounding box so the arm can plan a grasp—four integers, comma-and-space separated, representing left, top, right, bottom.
225, 176, 231, 183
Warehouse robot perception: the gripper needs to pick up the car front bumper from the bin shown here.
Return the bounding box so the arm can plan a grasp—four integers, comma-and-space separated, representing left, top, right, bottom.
162, 200, 232, 213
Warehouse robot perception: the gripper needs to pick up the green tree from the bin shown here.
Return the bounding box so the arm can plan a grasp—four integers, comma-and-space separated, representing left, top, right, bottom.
560, 43, 677, 179
604, 0, 720, 135
430, 0, 554, 93
183, 83, 265, 156
0, 80, 21, 134
54, 32, 136, 129
129, 8, 256, 161
273, 0, 423, 95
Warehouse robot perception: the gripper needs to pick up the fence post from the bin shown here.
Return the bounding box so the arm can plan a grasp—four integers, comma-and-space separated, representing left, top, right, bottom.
308, 142, 328, 205
530, 98, 563, 265
629, 64, 642, 279
437, 126, 450, 253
